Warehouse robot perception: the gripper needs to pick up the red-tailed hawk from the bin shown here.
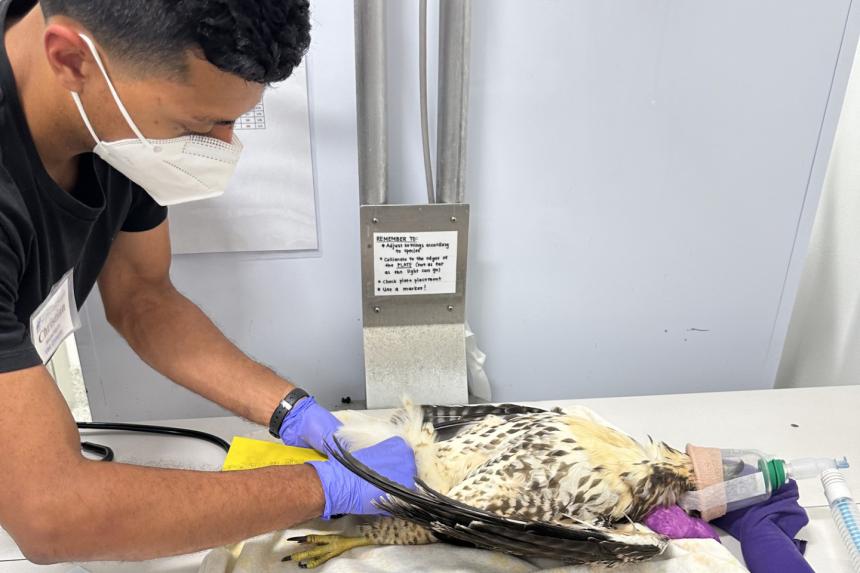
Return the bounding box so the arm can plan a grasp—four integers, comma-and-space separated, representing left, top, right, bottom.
285, 402, 695, 569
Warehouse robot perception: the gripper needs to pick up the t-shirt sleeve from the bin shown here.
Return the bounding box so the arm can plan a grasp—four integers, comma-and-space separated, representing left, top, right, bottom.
0, 224, 41, 373
121, 184, 168, 232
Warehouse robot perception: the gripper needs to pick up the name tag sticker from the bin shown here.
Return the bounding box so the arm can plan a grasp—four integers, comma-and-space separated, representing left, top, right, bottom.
30, 269, 80, 363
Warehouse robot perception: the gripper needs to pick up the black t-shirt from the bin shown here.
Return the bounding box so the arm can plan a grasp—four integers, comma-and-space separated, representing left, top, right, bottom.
0, 0, 167, 372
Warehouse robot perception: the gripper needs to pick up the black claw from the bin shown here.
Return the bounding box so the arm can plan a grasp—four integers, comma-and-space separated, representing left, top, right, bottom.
287, 536, 308, 542
282, 554, 292, 562
299, 563, 308, 569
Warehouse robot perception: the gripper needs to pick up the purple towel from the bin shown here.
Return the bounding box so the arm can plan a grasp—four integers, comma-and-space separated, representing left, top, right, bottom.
713, 480, 813, 573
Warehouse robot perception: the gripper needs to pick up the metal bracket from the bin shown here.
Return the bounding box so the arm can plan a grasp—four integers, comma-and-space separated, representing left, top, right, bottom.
360, 204, 470, 408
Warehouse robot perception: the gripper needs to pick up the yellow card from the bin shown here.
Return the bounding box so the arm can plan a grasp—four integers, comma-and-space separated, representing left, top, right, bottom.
222, 436, 326, 471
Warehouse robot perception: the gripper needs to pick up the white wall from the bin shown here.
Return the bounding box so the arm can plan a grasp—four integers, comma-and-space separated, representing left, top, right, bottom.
77, 1, 860, 420
462, 0, 859, 401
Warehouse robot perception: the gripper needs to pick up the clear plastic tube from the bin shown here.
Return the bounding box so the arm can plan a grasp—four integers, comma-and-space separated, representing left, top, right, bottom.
787, 456, 850, 480
822, 469, 860, 572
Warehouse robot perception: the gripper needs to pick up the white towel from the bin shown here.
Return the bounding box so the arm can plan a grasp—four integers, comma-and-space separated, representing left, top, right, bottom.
199, 517, 747, 573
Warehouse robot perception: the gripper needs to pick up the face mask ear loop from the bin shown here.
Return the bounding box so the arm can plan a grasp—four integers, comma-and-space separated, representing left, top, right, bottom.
77, 33, 153, 150
70, 92, 101, 146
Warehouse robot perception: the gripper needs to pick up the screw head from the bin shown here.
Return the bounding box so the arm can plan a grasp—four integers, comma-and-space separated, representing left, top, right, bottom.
450, 216, 457, 223
372, 217, 379, 224
373, 306, 381, 313
447, 305, 454, 312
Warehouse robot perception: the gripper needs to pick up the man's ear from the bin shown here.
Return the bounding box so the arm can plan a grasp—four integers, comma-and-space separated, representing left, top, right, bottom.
43, 21, 95, 93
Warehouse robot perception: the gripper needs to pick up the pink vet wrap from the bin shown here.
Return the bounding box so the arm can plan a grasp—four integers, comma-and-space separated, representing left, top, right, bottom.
686, 444, 727, 521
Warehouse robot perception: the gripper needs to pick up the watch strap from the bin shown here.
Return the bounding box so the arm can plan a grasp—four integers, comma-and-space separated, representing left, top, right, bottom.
268, 387, 310, 438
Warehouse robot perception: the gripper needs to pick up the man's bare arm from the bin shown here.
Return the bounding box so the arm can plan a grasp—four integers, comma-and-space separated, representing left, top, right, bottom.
0, 365, 324, 564
98, 221, 293, 425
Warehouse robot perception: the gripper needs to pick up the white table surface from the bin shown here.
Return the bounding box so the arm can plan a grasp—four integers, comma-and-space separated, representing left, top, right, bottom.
1, 385, 857, 572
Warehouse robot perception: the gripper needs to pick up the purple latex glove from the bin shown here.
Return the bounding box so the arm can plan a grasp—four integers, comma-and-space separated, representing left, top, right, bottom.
713, 480, 813, 573
307, 436, 416, 519
278, 396, 342, 453
644, 505, 720, 540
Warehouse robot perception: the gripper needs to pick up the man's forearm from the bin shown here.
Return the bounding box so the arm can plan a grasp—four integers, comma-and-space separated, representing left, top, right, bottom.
28, 459, 323, 563
113, 285, 292, 425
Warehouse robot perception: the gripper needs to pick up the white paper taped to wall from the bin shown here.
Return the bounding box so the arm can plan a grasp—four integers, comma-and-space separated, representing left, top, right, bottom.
169, 64, 318, 255
373, 231, 458, 296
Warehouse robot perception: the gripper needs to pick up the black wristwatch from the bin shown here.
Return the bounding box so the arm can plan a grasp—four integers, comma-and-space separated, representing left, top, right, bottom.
268, 387, 310, 438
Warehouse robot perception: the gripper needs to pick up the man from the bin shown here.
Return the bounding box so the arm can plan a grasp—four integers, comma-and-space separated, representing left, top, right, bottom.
0, 0, 416, 564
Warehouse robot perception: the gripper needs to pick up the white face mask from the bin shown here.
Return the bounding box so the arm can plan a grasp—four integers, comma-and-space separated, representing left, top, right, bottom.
70, 33, 243, 207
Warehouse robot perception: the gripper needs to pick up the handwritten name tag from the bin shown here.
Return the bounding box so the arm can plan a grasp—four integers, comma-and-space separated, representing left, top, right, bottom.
30, 269, 80, 363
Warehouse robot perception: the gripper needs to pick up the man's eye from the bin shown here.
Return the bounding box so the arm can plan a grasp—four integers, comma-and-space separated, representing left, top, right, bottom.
180, 126, 212, 136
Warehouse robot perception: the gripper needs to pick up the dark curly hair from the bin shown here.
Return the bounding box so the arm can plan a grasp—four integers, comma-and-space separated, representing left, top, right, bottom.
39, 0, 311, 84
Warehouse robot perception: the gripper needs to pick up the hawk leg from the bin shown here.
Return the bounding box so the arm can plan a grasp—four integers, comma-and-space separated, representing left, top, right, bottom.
283, 518, 435, 568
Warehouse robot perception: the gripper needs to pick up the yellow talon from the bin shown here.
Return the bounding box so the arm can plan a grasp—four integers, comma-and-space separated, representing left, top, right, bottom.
283, 534, 373, 569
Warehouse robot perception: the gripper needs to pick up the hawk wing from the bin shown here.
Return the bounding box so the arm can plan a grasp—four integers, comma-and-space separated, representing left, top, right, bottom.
327, 437, 667, 565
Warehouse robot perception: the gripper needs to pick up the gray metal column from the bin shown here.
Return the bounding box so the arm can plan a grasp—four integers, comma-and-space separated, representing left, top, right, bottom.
359, 0, 471, 408
436, 0, 472, 204
354, 0, 388, 205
